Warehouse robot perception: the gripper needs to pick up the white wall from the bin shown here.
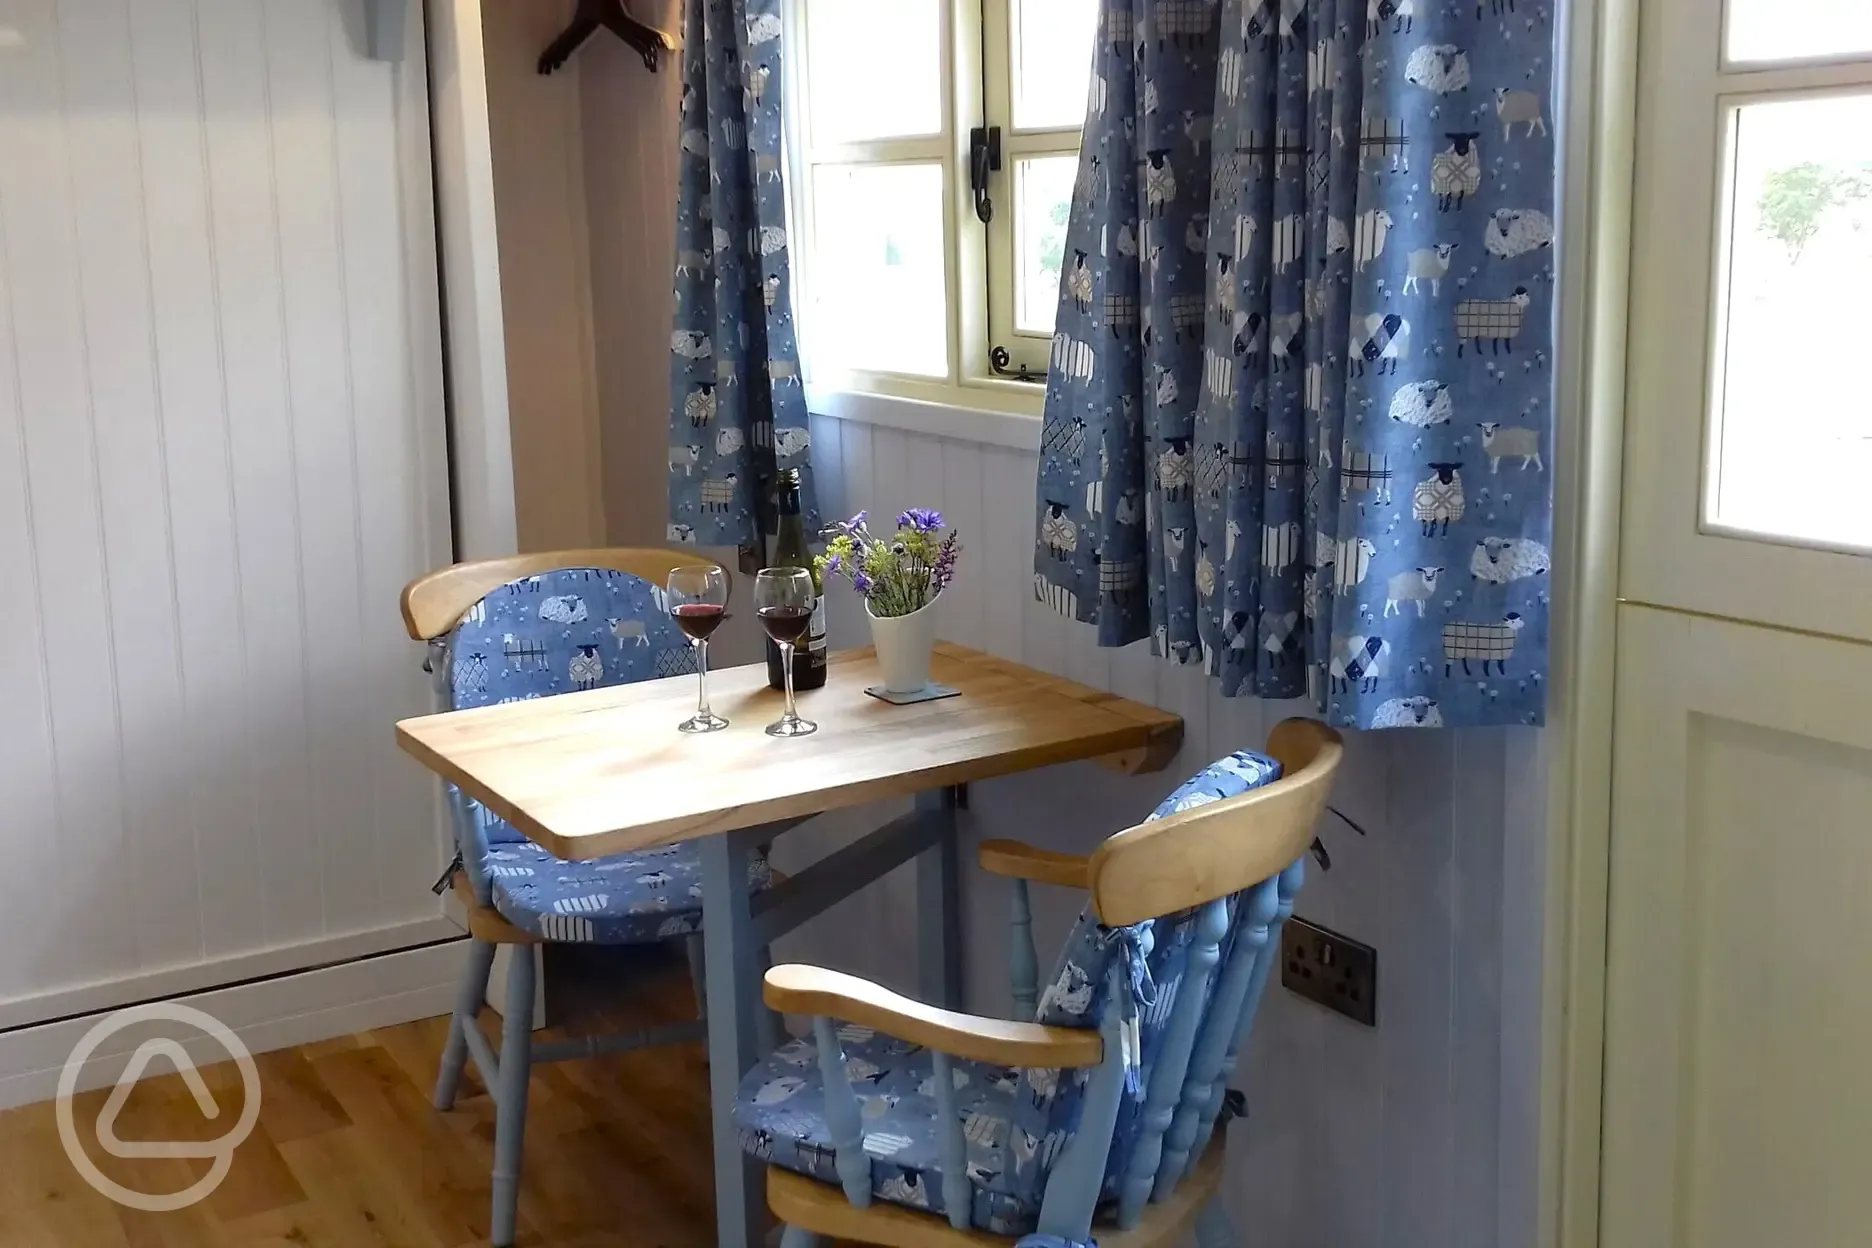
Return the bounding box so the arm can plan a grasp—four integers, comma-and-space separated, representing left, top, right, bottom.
766, 411, 1546, 1248
0, 0, 456, 1030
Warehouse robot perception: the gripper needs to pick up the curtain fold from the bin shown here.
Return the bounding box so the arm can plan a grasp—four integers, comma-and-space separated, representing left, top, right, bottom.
1036, 0, 1555, 729
669, 0, 818, 554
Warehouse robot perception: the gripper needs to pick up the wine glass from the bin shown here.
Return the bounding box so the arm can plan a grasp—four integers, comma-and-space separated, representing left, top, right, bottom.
754, 567, 819, 738
668, 565, 730, 733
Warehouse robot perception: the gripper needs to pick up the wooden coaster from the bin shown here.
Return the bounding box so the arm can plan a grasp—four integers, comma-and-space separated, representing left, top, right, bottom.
863, 682, 962, 706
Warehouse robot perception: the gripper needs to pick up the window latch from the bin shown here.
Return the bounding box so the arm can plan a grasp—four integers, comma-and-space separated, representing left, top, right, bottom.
969, 126, 1003, 224
989, 345, 1044, 384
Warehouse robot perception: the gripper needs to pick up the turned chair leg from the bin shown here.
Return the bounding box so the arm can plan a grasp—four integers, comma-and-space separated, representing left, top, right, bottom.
489, 947, 537, 1248
758, 943, 783, 1055
1194, 1196, 1235, 1248
434, 938, 496, 1110
778, 1226, 824, 1248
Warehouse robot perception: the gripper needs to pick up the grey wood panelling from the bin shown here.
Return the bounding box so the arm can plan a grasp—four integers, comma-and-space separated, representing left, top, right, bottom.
0, 0, 452, 1026
771, 411, 1536, 1248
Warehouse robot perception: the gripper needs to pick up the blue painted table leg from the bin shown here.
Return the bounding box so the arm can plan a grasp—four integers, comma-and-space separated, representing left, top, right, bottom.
915, 788, 964, 1010
701, 825, 766, 1248
1194, 1195, 1235, 1247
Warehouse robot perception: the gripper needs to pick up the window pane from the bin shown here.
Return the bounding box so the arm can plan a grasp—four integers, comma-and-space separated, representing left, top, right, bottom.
1014, 0, 1099, 130
1728, 0, 1872, 63
809, 164, 949, 377
1016, 156, 1080, 335
1710, 94, 1872, 551
805, 0, 942, 144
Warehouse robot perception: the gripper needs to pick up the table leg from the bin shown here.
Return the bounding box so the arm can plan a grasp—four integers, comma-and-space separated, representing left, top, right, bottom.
915, 788, 964, 1010
701, 824, 765, 1248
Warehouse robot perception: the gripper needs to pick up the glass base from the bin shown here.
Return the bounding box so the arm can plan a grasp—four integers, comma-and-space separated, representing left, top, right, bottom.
679, 712, 731, 734
765, 713, 818, 738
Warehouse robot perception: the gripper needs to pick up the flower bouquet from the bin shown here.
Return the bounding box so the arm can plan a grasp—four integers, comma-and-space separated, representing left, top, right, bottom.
817, 509, 960, 693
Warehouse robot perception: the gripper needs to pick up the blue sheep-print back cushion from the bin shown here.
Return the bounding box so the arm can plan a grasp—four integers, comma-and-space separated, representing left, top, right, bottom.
447, 569, 698, 850
1146, 749, 1283, 821
1001, 749, 1285, 1208
448, 568, 697, 710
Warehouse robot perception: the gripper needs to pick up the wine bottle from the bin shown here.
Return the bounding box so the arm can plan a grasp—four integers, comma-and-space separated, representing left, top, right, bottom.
766, 469, 828, 692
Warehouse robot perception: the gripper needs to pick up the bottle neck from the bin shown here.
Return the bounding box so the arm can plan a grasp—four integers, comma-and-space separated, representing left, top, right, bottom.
773, 479, 810, 569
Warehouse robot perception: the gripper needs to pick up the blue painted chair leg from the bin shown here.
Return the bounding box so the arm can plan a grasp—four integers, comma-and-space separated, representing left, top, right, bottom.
490, 946, 537, 1248
777, 1227, 823, 1248
685, 933, 708, 1020
434, 937, 496, 1110
1194, 1196, 1235, 1248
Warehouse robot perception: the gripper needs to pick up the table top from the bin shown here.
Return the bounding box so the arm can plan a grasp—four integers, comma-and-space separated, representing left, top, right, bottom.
396, 643, 1184, 860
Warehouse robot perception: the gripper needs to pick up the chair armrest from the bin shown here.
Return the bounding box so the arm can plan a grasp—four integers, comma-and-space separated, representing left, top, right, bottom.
977, 839, 1090, 889
763, 964, 1103, 1068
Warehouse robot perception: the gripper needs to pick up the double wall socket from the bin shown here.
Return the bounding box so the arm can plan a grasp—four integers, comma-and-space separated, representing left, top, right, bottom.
1280, 916, 1377, 1026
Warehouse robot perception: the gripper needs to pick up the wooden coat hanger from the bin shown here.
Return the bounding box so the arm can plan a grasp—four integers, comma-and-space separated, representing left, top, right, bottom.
538, 0, 664, 74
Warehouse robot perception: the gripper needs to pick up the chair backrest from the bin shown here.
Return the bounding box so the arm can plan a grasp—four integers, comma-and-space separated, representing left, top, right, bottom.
400, 546, 726, 642
403, 552, 726, 895
1003, 719, 1341, 1237
1089, 718, 1339, 927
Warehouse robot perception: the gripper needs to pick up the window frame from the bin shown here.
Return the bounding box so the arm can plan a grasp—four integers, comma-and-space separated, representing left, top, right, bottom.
780, 0, 1087, 421
982, 0, 1092, 373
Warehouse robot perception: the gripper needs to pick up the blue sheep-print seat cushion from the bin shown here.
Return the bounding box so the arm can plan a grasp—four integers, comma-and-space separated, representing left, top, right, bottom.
443, 567, 769, 940
737, 750, 1285, 1230
488, 839, 773, 944
734, 1029, 1042, 1233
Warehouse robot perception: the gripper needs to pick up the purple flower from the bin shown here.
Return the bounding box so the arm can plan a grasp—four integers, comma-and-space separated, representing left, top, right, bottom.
823, 553, 842, 574
931, 532, 961, 595
899, 508, 944, 533
851, 571, 875, 596
849, 510, 868, 530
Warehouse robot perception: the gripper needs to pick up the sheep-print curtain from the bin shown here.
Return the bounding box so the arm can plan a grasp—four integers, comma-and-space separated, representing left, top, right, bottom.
1033, 0, 1556, 730
668, 0, 818, 551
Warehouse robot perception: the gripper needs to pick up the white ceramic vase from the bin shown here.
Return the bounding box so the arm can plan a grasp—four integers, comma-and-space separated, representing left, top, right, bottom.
867, 593, 941, 694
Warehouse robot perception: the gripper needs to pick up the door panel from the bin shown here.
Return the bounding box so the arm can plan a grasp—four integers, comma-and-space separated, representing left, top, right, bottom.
0, 0, 454, 1026
1602, 605, 1872, 1247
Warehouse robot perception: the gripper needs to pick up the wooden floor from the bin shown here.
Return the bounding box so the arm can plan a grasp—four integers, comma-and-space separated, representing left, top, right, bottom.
0, 945, 815, 1248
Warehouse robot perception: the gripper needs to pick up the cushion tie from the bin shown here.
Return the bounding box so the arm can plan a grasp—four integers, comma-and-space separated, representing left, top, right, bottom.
1099, 922, 1157, 1095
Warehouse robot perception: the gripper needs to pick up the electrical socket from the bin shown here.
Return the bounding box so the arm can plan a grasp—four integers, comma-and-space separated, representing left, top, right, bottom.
1280, 917, 1377, 1026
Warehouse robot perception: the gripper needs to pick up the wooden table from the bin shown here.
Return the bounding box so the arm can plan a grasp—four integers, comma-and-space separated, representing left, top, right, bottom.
396, 643, 1183, 1248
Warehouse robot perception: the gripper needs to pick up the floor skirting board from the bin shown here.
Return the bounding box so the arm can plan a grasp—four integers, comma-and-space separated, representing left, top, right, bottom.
0, 938, 467, 1110
0, 915, 465, 1033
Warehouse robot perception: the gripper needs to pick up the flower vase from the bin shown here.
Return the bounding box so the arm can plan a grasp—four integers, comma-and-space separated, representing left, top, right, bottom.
867, 594, 941, 694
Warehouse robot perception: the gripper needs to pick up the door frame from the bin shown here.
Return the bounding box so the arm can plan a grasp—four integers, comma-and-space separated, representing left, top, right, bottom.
427, 0, 520, 561
1541, 0, 1642, 1244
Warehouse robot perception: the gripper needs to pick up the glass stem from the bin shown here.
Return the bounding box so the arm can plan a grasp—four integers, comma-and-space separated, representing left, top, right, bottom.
781, 642, 798, 721
695, 639, 710, 716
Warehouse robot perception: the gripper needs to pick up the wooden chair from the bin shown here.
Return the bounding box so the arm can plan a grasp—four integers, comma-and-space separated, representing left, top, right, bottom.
736, 719, 1342, 1248
402, 547, 760, 1248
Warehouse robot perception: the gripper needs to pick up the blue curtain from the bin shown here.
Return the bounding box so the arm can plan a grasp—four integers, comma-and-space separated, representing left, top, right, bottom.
1035, 0, 1555, 730
669, 0, 818, 552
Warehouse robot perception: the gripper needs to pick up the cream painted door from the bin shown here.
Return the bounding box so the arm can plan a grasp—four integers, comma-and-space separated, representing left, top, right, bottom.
1605, 0, 1872, 1243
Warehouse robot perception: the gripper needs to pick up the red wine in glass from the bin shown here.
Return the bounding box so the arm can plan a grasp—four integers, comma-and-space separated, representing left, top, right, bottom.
754, 568, 818, 738
757, 605, 813, 647
667, 565, 730, 733
672, 602, 726, 642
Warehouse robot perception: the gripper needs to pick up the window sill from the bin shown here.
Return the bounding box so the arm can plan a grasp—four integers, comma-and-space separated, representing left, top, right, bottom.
806, 385, 1043, 454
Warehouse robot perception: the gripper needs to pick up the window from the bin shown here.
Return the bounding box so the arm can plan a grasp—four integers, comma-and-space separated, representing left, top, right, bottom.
784, 0, 1097, 410
1707, 92, 1872, 551
1694, 0, 1872, 554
